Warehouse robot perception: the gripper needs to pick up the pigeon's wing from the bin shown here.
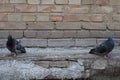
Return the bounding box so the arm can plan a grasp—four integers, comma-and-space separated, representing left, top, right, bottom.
90, 41, 108, 55
96, 44, 107, 53
14, 40, 26, 55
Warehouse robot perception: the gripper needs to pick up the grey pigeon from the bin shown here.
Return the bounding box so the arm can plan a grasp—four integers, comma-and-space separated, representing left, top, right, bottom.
89, 37, 114, 58
6, 35, 26, 56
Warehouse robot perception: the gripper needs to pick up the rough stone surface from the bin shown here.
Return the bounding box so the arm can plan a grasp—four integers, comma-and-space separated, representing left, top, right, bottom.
91, 59, 108, 69
48, 39, 75, 47
75, 39, 97, 47
21, 39, 47, 47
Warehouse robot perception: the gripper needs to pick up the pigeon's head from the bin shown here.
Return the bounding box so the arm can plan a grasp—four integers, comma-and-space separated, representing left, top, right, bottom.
108, 36, 114, 43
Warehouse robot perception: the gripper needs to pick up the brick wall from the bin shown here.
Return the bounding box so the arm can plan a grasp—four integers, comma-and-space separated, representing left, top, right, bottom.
0, 0, 120, 47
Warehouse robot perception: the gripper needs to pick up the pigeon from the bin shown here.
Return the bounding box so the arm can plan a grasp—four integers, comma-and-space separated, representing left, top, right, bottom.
6, 35, 26, 56
89, 37, 114, 58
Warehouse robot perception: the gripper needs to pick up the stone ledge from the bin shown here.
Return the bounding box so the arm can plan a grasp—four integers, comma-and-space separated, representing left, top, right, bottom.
0, 47, 120, 80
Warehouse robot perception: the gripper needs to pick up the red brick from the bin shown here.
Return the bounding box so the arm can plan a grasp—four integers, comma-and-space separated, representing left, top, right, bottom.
0, 22, 26, 29
69, 0, 81, 5
114, 31, 120, 38
63, 31, 77, 38
50, 15, 63, 22
64, 14, 90, 22
55, 0, 68, 4
0, 0, 9, 3
41, 0, 54, 4
110, 0, 120, 5
0, 31, 23, 38
104, 15, 112, 22
77, 30, 90, 38
37, 5, 63, 12
8, 13, 22, 21
0, 31, 9, 38
95, 0, 108, 6
50, 31, 64, 38
10, 0, 26, 3
0, 30, 23, 38
22, 15, 36, 21
36, 31, 50, 38
82, 23, 106, 30
89, 31, 113, 38
112, 15, 120, 22
28, 0, 40, 4
91, 6, 113, 13
0, 13, 7, 21
82, 0, 94, 4
81, 14, 93, 22
107, 23, 120, 30
24, 30, 36, 38
9, 31, 23, 38
27, 22, 54, 30
115, 6, 120, 14
90, 14, 104, 22
56, 22, 81, 30
64, 14, 80, 21
64, 14, 103, 22
37, 14, 49, 21
15, 4, 37, 12
64, 5, 89, 13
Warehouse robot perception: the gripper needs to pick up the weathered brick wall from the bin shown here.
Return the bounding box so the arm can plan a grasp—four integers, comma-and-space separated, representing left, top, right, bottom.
0, 0, 120, 47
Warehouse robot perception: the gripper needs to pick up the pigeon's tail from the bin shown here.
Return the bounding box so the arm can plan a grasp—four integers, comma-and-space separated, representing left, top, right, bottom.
8, 35, 13, 41
89, 49, 96, 54
21, 47, 26, 53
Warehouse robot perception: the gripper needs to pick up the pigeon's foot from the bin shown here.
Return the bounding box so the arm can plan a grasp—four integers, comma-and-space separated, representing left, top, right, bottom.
104, 54, 110, 59
5, 53, 17, 57
13, 54, 17, 57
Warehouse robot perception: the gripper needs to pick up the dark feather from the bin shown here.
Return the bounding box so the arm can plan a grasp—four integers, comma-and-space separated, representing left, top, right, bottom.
6, 35, 26, 55
89, 37, 114, 56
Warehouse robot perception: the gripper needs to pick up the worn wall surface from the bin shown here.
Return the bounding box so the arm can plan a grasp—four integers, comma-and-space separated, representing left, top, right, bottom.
0, 0, 120, 47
